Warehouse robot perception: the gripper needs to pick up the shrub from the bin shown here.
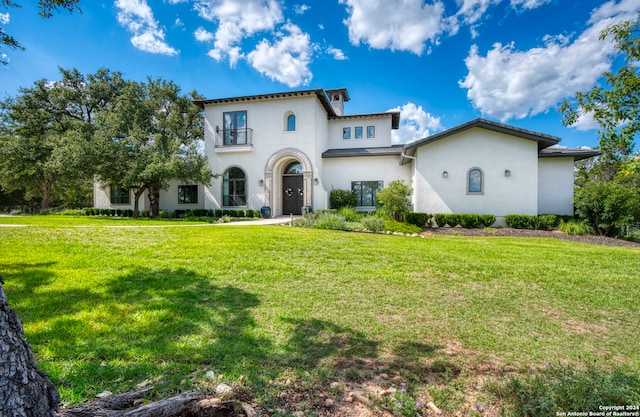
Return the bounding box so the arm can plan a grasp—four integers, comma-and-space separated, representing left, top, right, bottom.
338, 207, 363, 222
505, 214, 537, 229
313, 213, 348, 230
159, 210, 170, 219
244, 209, 254, 218
446, 214, 460, 227
59, 209, 86, 216
140, 210, 149, 218
537, 214, 559, 231
480, 214, 496, 227
376, 180, 412, 222
361, 216, 385, 232
558, 219, 595, 236
459, 213, 481, 228
384, 220, 422, 234
574, 182, 640, 236
330, 189, 357, 209
434, 213, 448, 227
405, 212, 431, 228
10, 209, 23, 215
39, 209, 52, 215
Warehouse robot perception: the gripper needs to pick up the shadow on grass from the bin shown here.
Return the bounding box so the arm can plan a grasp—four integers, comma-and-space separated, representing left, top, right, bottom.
7, 265, 455, 405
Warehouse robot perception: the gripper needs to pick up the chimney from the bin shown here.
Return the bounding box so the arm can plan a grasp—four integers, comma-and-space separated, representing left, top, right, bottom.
325, 88, 350, 116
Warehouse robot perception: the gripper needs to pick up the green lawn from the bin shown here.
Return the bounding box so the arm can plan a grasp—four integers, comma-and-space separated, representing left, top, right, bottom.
1, 216, 639, 412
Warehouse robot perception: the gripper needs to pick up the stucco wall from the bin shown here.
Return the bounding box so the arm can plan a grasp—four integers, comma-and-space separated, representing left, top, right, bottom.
538, 157, 575, 215
202, 95, 326, 214
93, 180, 206, 212
412, 127, 539, 217
326, 115, 394, 149
322, 155, 411, 209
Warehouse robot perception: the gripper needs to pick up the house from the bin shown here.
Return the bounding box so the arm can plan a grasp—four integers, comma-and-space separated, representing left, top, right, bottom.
94, 87, 598, 223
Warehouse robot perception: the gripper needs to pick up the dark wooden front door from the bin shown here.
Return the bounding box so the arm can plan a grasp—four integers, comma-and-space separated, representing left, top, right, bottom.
282, 175, 303, 215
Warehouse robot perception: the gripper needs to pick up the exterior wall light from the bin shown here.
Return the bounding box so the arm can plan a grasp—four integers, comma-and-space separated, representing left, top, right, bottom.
258, 179, 264, 186
313, 178, 319, 185
442, 171, 448, 178
505, 170, 511, 177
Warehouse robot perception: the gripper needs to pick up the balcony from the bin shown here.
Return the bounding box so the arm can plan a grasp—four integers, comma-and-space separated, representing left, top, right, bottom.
215, 128, 253, 149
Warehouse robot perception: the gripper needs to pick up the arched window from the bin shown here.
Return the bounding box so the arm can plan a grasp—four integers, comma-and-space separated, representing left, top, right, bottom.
467, 168, 484, 195
284, 162, 303, 175
223, 167, 246, 206
287, 114, 296, 131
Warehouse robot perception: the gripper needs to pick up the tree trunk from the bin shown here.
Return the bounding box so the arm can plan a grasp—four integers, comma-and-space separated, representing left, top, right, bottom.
40, 172, 55, 211
0, 275, 60, 417
132, 188, 145, 218
147, 184, 160, 218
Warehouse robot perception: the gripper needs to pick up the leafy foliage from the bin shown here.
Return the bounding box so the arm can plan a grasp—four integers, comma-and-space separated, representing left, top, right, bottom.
561, 13, 640, 170
376, 180, 412, 222
405, 212, 431, 228
329, 189, 356, 209
0, 68, 125, 209
557, 219, 595, 236
93, 77, 212, 217
573, 182, 640, 236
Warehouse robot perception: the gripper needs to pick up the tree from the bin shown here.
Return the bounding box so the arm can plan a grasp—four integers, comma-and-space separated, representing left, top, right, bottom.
561, 12, 640, 178
376, 179, 412, 222
0, 275, 60, 417
1, 0, 81, 64
94, 78, 213, 218
0, 67, 125, 209
573, 181, 640, 236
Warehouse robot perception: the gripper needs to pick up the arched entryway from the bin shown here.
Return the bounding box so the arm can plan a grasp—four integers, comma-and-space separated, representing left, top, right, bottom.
264, 149, 313, 217
282, 162, 304, 215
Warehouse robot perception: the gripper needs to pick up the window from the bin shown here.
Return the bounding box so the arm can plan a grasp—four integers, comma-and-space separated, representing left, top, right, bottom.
355, 126, 363, 139
367, 126, 375, 138
178, 185, 198, 204
110, 186, 130, 205
352, 181, 383, 207
223, 111, 248, 145
284, 162, 303, 174
467, 168, 484, 194
223, 167, 246, 206
343, 127, 351, 139
286, 114, 296, 131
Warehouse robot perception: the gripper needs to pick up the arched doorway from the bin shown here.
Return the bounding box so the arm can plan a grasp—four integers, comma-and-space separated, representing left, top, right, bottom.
264, 148, 313, 217
282, 161, 303, 215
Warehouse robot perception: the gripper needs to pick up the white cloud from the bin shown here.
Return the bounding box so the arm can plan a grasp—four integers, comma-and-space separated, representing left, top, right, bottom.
572, 110, 601, 131
389, 102, 444, 144
194, 26, 214, 42
194, 0, 284, 64
458, 0, 640, 121
294, 4, 310, 15
115, 0, 178, 56
327, 46, 347, 60
0, 12, 9, 25
246, 23, 313, 88
339, 0, 447, 55
509, 0, 551, 11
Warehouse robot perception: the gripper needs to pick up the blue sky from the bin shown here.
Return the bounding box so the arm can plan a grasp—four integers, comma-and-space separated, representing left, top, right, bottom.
1, 0, 638, 149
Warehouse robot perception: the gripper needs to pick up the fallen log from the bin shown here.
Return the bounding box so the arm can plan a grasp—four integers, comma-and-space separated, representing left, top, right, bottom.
58, 390, 243, 417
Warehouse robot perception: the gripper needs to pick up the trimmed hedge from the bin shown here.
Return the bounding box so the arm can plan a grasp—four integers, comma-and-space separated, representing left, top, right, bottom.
505, 214, 564, 230
433, 213, 496, 228
405, 212, 431, 228
329, 189, 357, 209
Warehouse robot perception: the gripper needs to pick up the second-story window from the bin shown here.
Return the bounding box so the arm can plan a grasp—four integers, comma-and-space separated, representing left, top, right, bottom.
343, 127, 351, 139
355, 126, 363, 139
223, 111, 247, 145
287, 114, 296, 131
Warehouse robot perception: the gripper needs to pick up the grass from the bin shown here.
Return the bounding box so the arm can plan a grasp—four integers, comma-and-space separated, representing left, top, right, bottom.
1, 215, 639, 412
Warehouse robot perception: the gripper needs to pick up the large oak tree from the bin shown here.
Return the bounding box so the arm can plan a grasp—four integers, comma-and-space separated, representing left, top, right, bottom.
94, 77, 213, 217
0, 68, 125, 209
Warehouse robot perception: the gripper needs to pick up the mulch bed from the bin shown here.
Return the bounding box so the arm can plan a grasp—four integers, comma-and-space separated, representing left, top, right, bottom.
422, 227, 640, 248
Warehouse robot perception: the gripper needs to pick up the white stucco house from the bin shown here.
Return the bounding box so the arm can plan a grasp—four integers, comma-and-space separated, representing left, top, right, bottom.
94, 87, 598, 222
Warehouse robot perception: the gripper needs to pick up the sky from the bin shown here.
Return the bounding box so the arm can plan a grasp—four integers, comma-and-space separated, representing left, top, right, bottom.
1, 0, 639, 149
